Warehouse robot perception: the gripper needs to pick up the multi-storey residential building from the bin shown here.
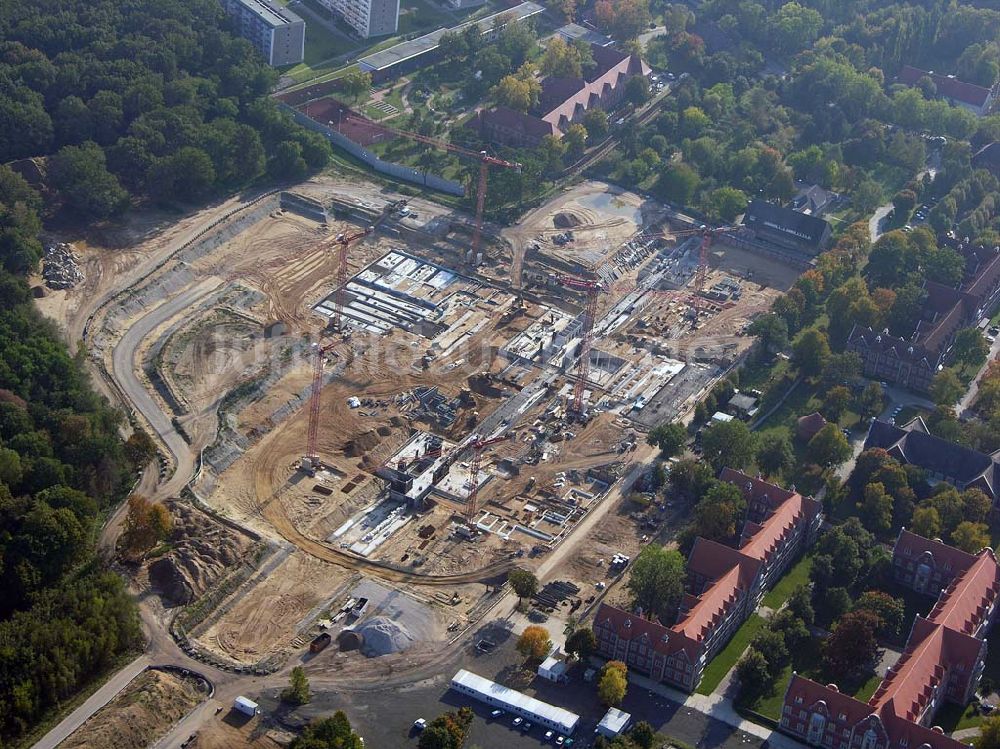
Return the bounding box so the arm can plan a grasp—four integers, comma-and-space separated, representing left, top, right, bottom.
220, 0, 305, 66
898, 66, 996, 117
468, 43, 651, 148
317, 0, 399, 38
864, 417, 1000, 507
848, 241, 1000, 392
593, 471, 822, 692
891, 529, 980, 596
780, 533, 1000, 749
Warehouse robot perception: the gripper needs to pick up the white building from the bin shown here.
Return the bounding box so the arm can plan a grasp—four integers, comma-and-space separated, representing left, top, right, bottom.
450, 669, 579, 735
537, 651, 568, 682
317, 0, 399, 38
597, 707, 631, 738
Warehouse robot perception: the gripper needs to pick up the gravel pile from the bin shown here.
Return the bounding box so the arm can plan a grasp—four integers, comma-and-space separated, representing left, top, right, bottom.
43, 243, 84, 289
357, 616, 414, 657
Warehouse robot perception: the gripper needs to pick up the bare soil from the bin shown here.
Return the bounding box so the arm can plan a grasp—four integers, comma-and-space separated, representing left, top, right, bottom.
59, 669, 205, 749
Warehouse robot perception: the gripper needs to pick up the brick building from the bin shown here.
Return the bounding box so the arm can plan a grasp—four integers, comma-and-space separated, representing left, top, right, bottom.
468, 43, 651, 148
593, 471, 822, 692
848, 241, 1000, 392
779, 533, 999, 749
898, 66, 996, 117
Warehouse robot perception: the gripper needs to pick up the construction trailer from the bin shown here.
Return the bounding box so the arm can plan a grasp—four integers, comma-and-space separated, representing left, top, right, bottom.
234, 696, 260, 717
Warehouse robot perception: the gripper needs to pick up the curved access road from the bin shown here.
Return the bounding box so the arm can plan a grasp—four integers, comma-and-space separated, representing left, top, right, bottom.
111, 277, 225, 500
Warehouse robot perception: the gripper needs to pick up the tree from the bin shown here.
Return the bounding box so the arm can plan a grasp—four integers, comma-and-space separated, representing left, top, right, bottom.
48, 141, 129, 218
892, 189, 917, 218
282, 666, 311, 705
624, 75, 651, 106
493, 74, 541, 113
541, 37, 583, 78
630, 721, 656, 749
419, 708, 474, 749
747, 313, 789, 355
751, 629, 790, 680
646, 422, 686, 457
626, 545, 685, 620
962, 489, 993, 524
120, 494, 172, 558
269, 140, 308, 180
861, 482, 893, 534
290, 711, 364, 749
583, 109, 609, 141
508, 568, 538, 603
701, 419, 757, 471
693, 482, 748, 542
821, 352, 863, 389
823, 610, 880, 679
929, 369, 964, 407
952, 327, 990, 368
736, 648, 772, 704
342, 70, 372, 104
565, 627, 597, 660
793, 329, 831, 377
975, 714, 1000, 749
594, 0, 651, 39
564, 123, 588, 156
598, 661, 628, 705
709, 187, 747, 222
773, 2, 823, 53
860, 382, 885, 419
854, 590, 905, 640
823, 386, 853, 422
659, 162, 700, 205
756, 433, 794, 478
771, 609, 811, 650
147, 146, 216, 203
809, 424, 852, 467
517, 625, 552, 661
910, 505, 941, 538
951, 521, 990, 553
788, 584, 815, 626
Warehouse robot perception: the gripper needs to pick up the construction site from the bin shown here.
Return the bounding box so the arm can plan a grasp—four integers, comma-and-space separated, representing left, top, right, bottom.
47, 171, 800, 687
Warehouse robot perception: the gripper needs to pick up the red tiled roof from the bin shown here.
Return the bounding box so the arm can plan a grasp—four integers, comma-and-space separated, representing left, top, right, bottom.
893, 529, 977, 578
796, 412, 827, 441
687, 537, 760, 584
720, 467, 798, 508
739, 492, 814, 560
785, 674, 874, 725
593, 601, 699, 660
674, 564, 745, 642
926, 550, 1000, 635
898, 65, 993, 107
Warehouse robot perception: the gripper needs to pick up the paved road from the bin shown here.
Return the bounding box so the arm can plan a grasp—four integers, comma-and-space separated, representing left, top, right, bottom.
957, 332, 1000, 416
33, 657, 151, 749
110, 278, 224, 500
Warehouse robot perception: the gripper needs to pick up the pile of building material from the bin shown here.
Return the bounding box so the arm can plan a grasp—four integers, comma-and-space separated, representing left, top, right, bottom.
354, 616, 415, 657
42, 242, 84, 289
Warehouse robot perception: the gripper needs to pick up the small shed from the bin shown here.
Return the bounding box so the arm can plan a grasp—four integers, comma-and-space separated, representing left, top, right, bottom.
797, 411, 828, 442
537, 653, 568, 682
711, 411, 734, 424
597, 707, 631, 738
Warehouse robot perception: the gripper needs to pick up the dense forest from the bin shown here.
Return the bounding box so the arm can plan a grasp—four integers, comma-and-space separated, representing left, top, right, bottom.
0, 0, 332, 242
0, 164, 145, 744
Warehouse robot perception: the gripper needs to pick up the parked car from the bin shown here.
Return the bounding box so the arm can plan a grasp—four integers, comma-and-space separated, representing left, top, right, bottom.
413, 719, 427, 732
513, 717, 523, 728
522, 721, 533, 732
490, 709, 504, 718
545, 730, 555, 741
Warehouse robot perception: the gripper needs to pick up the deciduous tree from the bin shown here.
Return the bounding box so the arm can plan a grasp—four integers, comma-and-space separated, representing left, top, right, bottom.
626, 545, 685, 620
701, 419, 757, 471
598, 661, 628, 705
516, 625, 552, 661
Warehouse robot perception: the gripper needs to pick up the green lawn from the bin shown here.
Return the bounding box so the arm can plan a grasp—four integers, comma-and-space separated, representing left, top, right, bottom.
762, 553, 813, 609
398, 0, 453, 35
696, 615, 766, 695
933, 700, 984, 733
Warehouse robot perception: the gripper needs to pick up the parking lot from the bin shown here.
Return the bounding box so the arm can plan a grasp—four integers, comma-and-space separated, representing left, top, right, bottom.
282, 630, 771, 749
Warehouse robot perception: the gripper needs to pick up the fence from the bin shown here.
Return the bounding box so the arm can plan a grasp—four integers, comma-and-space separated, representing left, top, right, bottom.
279, 103, 466, 197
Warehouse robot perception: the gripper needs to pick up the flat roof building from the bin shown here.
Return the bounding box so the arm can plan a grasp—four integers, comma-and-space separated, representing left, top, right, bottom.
597, 708, 632, 738
450, 669, 580, 735
221, 0, 305, 66
317, 0, 399, 39
358, 2, 544, 80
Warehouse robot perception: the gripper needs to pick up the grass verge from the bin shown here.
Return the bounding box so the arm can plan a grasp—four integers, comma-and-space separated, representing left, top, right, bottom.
696, 615, 766, 696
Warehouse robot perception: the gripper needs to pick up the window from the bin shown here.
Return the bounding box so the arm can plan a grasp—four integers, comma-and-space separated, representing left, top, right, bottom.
861, 728, 878, 749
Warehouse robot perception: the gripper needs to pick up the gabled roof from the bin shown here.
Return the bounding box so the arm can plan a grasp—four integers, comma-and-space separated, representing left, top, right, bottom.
673, 564, 745, 642
593, 601, 699, 660
797, 411, 827, 442
973, 142, 1000, 173
865, 418, 1000, 499
743, 200, 832, 251
785, 674, 873, 725
898, 66, 993, 108
721, 467, 798, 509
892, 529, 977, 579
926, 549, 1000, 635
847, 326, 940, 367
687, 536, 761, 584
740, 491, 819, 560
471, 106, 560, 140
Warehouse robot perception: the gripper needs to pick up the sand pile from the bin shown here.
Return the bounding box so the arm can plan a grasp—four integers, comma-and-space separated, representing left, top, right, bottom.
553, 212, 582, 228
356, 616, 415, 657
344, 429, 380, 457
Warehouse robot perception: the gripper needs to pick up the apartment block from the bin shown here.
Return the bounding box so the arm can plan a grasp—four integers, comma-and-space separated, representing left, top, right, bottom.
221, 0, 305, 66
593, 471, 822, 692
318, 0, 399, 38
780, 533, 999, 749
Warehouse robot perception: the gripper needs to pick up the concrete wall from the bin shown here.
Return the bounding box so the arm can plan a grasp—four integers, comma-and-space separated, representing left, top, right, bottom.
279, 103, 465, 197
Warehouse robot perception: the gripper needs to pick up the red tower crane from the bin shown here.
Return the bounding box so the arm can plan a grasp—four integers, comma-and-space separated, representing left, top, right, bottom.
331, 227, 371, 329
463, 434, 511, 523
549, 274, 604, 416
301, 341, 339, 475
344, 115, 521, 265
